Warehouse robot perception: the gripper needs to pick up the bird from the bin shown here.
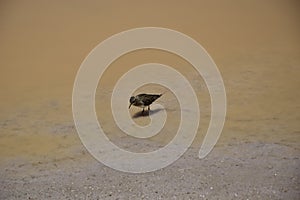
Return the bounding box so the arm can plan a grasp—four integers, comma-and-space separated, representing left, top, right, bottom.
128, 93, 163, 114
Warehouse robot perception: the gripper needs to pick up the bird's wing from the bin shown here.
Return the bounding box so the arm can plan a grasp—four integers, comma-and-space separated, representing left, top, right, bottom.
141, 94, 162, 105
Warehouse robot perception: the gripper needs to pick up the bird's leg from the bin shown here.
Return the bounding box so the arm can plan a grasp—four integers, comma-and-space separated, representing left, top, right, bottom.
142, 108, 144, 114
148, 106, 150, 111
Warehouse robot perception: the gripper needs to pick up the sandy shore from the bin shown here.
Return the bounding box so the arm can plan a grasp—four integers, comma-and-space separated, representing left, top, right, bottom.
1, 141, 299, 199
1, 0, 299, 199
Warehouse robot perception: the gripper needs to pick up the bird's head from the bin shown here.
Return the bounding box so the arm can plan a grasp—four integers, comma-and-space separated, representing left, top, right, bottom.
129, 96, 135, 109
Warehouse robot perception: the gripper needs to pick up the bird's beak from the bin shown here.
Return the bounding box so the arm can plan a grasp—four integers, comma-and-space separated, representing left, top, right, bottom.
129, 103, 132, 109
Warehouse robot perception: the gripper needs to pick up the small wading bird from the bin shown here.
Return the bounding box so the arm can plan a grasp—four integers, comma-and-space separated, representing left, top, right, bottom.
128, 93, 163, 114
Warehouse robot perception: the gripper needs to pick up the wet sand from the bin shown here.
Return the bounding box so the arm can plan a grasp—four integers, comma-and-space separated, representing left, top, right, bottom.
1, 0, 299, 199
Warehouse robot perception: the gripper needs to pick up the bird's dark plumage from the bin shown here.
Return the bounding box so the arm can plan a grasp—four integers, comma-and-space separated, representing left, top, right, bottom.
129, 93, 162, 113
